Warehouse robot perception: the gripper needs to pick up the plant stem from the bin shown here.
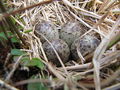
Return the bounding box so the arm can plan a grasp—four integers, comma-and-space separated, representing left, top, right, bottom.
0, 1, 26, 46
107, 32, 120, 49
1, 20, 15, 48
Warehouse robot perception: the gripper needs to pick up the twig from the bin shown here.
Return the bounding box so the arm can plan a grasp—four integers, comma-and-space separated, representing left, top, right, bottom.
5, 55, 23, 82
62, 0, 115, 24
47, 63, 66, 81
15, 78, 52, 86
107, 31, 120, 49
100, 51, 120, 66
4, 53, 11, 67
92, 16, 120, 90
59, 50, 120, 71
0, 1, 26, 45
78, 67, 120, 88
59, 63, 91, 71
103, 83, 120, 90
0, 79, 19, 90
1, 0, 53, 19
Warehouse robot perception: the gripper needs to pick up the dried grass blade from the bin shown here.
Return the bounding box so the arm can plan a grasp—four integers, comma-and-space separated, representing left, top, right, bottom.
92, 16, 120, 90
100, 51, 120, 66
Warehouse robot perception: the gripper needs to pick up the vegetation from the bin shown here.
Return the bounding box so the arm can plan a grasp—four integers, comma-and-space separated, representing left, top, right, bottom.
0, 0, 120, 90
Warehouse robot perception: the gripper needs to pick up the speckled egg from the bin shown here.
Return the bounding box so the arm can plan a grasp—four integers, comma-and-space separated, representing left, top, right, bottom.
71, 35, 100, 60
35, 20, 59, 42
43, 39, 70, 65
60, 21, 84, 47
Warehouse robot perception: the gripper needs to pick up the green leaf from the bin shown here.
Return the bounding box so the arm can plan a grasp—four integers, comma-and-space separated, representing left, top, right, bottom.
27, 75, 48, 90
7, 32, 13, 36
20, 57, 30, 65
0, 32, 7, 40
11, 49, 25, 56
18, 25, 24, 30
24, 29, 32, 33
10, 16, 16, 25
11, 36, 20, 43
27, 82, 48, 90
7, 32, 20, 43
26, 58, 45, 70
20, 57, 45, 70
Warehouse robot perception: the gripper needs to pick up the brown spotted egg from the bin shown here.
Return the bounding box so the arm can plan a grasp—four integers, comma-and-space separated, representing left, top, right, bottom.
35, 20, 59, 42
71, 35, 100, 60
43, 39, 70, 66
60, 21, 84, 47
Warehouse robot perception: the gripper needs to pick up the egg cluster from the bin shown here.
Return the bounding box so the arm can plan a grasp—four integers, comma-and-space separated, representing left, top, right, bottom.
35, 20, 100, 66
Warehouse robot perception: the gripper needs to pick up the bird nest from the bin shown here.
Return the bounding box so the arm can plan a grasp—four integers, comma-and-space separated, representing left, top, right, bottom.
1, 0, 120, 90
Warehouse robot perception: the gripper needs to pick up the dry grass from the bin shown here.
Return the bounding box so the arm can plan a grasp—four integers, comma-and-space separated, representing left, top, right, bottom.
4, 0, 120, 90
